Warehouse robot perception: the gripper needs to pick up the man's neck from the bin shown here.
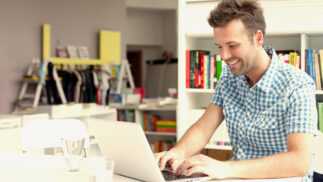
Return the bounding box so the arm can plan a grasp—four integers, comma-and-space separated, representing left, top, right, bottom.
246, 48, 271, 88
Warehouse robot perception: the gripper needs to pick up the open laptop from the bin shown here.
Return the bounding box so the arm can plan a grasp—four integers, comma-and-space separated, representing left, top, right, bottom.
87, 118, 211, 182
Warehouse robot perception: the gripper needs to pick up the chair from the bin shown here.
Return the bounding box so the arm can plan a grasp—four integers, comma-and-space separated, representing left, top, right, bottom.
21, 119, 90, 155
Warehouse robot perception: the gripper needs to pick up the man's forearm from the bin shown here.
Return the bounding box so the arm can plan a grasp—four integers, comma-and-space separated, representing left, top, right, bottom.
171, 122, 210, 158
172, 105, 224, 158
227, 150, 312, 179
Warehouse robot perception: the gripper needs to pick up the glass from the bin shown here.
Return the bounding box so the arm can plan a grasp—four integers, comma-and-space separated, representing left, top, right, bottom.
87, 157, 114, 182
62, 137, 85, 172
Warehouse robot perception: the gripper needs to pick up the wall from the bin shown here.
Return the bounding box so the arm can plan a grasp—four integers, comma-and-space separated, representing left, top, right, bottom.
126, 7, 177, 97
0, 0, 126, 113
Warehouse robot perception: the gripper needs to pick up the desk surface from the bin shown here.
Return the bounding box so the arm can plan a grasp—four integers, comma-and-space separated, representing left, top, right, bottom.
0, 152, 302, 182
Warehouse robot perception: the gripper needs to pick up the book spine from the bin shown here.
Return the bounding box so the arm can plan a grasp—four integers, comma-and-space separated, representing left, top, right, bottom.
289, 52, 297, 67
210, 56, 215, 89
318, 103, 323, 132
306, 49, 316, 82
206, 55, 210, 89
195, 51, 200, 88
200, 54, 204, 89
190, 51, 195, 88
216, 55, 222, 82
186, 50, 190, 88
314, 53, 321, 90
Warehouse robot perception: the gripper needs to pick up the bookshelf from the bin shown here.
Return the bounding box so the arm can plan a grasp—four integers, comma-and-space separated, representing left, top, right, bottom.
177, 0, 323, 150
111, 105, 177, 152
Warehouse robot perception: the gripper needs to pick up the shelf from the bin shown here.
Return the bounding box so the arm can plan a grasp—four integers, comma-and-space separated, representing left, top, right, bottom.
144, 131, 177, 136
51, 57, 108, 65
138, 107, 176, 111
205, 144, 232, 150
185, 88, 214, 93
316, 90, 323, 95
42, 24, 121, 65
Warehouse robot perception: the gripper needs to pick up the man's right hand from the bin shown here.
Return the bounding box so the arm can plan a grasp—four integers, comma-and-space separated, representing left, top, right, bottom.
154, 150, 185, 172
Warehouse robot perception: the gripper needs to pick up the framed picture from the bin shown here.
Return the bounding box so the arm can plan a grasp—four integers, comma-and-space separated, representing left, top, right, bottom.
77, 46, 90, 59
67, 45, 79, 59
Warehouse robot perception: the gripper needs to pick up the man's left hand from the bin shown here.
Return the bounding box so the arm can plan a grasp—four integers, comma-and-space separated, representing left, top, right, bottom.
176, 154, 230, 179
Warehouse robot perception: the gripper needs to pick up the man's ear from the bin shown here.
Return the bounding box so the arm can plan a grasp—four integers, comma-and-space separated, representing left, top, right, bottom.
254, 30, 264, 47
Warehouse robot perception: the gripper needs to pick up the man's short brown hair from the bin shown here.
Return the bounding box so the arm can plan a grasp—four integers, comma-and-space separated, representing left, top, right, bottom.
208, 0, 266, 40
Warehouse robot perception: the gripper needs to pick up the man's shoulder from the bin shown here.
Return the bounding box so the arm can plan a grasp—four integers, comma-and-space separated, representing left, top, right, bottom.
273, 60, 315, 89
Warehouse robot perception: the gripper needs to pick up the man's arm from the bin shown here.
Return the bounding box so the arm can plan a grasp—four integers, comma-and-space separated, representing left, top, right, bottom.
227, 132, 313, 179
156, 104, 224, 171
179, 132, 313, 179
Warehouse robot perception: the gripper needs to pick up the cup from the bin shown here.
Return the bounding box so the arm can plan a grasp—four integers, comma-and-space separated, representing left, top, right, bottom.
62, 137, 85, 172
87, 157, 114, 182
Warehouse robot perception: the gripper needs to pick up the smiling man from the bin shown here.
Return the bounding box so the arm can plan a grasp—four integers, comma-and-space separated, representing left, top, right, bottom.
155, 0, 317, 181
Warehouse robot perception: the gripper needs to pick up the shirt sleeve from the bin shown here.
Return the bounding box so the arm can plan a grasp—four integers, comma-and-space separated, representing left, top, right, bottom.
286, 82, 317, 135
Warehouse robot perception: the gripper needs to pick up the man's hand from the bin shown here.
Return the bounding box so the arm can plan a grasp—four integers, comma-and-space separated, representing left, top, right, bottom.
154, 150, 185, 172
176, 154, 230, 179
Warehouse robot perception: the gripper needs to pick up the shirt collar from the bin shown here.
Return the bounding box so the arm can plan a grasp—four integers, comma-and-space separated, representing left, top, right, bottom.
253, 46, 278, 93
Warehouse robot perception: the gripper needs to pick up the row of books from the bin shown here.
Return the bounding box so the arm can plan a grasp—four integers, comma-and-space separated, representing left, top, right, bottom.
317, 102, 323, 132
186, 50, 223, 89
276, 50, 301, 69
150, 140, 175, 153
305, 49, 323, 90
117, 109, 135, 123
142, 113, 176, 133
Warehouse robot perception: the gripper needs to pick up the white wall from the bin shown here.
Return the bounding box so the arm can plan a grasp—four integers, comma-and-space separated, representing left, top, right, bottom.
126, 5, 178, 98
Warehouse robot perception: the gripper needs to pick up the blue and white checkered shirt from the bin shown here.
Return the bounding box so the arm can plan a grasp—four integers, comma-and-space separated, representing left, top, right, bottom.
211, 46, 317, 181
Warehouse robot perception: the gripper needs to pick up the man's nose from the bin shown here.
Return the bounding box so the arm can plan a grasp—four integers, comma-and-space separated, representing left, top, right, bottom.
220, 48, 231, 61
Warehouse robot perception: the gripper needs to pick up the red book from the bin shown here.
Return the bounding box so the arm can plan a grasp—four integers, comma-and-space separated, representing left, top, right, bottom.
186, 50, 190, 88
200, 54, 204, 89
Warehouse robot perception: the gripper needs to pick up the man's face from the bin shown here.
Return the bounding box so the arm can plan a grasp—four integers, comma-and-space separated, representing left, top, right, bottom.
213, 19, 258, 76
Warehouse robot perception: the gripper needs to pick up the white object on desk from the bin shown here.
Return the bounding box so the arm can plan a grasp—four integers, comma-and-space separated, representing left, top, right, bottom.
21, 119, 90, 154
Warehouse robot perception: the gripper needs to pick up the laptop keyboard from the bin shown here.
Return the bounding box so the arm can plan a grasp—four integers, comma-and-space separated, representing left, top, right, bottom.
162, 169, 195, 181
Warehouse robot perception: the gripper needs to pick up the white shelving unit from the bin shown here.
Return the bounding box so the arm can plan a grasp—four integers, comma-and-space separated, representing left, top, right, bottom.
112, 105, 177, 144
177, 0, 323, 150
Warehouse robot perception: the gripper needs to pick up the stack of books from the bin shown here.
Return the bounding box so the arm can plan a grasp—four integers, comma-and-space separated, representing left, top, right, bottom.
155, 120, 176, 133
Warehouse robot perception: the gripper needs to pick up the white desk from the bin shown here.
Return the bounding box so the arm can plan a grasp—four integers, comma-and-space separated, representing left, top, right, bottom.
0, 152, 302, 182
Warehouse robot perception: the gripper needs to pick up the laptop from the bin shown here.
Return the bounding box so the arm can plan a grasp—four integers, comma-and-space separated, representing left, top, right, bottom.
87, 118, 211, 182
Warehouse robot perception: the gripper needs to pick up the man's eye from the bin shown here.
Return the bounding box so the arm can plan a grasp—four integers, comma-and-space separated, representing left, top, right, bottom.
217, 46, 222, 49
229, 45, 237, 48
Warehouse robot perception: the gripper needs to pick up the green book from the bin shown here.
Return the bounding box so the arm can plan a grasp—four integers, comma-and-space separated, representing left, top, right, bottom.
318, 103, 323, 132
216, 55, 222, 81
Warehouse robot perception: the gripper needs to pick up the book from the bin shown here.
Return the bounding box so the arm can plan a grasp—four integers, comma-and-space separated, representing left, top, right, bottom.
67, 45, 79, 58
306, 49, 315, 82
216, 55, 222, 81
77, 46, 90, 59
210, 55, 215, 89
289, 52, 297, 67
314, 53, 322, 90
200, 53, 204, 89
186, 50, 191, 88
319, 50, 323, 89
206, 55, 210, 89
190, 51, 195, 88
318, 103, 323, 132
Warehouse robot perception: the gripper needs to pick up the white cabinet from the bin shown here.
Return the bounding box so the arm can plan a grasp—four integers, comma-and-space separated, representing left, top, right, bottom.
177, 0, 323, 150
112, 106, 177, 151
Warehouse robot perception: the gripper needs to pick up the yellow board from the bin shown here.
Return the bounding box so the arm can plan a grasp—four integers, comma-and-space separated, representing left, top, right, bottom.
42, 24, 51, 60
100, 30, 121, 65
42, 24, 121, 65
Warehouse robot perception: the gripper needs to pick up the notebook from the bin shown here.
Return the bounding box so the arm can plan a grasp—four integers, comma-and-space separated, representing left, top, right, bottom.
87, 118, 211, 182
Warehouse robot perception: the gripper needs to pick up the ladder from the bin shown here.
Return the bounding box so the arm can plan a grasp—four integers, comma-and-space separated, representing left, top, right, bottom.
15, 58, 66, 112
116, 59, 135, 94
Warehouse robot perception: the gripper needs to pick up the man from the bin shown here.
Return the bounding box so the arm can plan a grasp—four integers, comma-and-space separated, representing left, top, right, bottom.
155, 0, 317, 181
